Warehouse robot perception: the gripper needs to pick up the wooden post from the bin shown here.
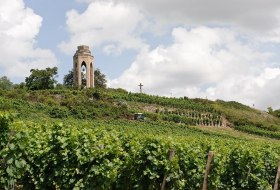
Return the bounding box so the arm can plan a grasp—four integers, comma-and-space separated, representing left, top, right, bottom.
202, 151, 214, 190
274, 160, 280, 190
161, 149, 175, 190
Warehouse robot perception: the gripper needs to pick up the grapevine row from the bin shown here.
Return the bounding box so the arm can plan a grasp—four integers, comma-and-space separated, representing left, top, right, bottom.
1, 114, 279, 189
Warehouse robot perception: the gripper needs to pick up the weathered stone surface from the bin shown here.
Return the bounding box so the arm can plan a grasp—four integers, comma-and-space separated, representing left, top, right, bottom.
73, 45, 94, 88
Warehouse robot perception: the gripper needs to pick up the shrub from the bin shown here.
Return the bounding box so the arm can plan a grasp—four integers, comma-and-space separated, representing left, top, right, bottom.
48, 107, 69, 119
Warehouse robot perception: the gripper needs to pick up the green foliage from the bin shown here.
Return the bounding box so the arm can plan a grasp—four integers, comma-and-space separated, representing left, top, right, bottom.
94, 68, 107, 88
48, 106, 69, 118
0, 76, 13, 90
63, 70, 74, 87
1, 87, 280, 189
267, 106, 273, 114
62, 68, 107, 88
25, 67, 58, 90
212, 100, 280, 133
268, 108, 280, 118
0, 113, 13, 150
13, 82, 26, 90
274, 109, 280, 118
1, 87, 280, 138
235, 125, 280, 139
0, 116, 279, 189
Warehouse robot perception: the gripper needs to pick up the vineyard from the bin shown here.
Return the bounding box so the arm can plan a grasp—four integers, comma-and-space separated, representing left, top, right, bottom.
1, 88, 280, 189
1, 113, 280, 189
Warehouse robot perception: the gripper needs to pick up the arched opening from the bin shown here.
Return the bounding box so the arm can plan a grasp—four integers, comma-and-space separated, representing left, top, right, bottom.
81, 62, 87, 87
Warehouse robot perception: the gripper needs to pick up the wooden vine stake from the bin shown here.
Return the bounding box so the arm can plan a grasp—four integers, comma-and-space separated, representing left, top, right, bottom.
274, 159, 280, 190
161, 149, 175, 190
202, 151, 214, 190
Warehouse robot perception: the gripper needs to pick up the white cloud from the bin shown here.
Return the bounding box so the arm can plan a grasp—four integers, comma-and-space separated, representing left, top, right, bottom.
59, 1, 148, 54
206, 68, 280, 109
114, 0, 280, 29
95, 0, 280, 43
0, 0, 58, 81
110, 27, 280, 110
255, 73, 280, 109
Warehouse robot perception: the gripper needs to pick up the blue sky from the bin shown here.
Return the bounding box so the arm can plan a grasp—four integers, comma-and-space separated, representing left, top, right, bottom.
1, 0, 280, 110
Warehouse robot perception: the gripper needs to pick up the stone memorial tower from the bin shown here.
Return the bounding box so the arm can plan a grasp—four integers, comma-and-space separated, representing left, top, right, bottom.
73, 45, 94, 88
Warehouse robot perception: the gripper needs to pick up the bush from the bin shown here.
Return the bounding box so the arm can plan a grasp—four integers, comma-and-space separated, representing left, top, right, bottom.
48, 107, 69, 119
0, 113, 13, 149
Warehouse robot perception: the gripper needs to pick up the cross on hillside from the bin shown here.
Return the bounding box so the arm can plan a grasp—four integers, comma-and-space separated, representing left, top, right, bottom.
138, 83, 143, 93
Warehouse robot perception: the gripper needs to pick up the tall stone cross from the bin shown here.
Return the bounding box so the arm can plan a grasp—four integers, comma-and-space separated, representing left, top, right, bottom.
138, 83, 143, 93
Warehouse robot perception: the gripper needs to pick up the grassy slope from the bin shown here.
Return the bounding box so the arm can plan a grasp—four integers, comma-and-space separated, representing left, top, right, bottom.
212, 100, 280, 127
1, 88, 280, 142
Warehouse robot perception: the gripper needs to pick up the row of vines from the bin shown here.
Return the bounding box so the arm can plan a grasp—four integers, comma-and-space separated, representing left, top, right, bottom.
109, 91, 224, 127
1, 113, 280, 189
155, 109, 223, 127
111, 92, 216, 113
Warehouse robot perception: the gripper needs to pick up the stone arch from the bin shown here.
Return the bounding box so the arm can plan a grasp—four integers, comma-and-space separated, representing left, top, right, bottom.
81, 61, 87, 87
73, 45, 94, 88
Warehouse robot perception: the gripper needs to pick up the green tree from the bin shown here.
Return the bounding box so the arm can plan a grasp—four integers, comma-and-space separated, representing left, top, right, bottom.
273, 109, 280, 118
267, 106, 280, 118
0, 76, 13, 90
25, 67, 58, 90
13, 82, 26, 89
94, 68, 107, 88
267, 107, 273, 114
63, 70, 74, 87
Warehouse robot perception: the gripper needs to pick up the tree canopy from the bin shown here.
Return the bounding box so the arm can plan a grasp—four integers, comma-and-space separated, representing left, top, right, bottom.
94, 69, 107, 88
63, 70, 74, 87
63, 68, 107, 88
273, 109, 280, 118
268, 107, 280, 118
0, 76, 13, 90
25, 67, 58, 90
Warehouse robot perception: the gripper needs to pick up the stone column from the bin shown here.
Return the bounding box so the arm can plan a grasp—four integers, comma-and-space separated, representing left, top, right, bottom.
86, 62, 90, 88
90, 62, 94, 87
77, 60, 82, 87
73, 45, 94, 88
73, 62, 77, 87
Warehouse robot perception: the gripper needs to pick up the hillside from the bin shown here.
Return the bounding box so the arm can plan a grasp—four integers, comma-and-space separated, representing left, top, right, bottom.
1, 87, 280, 139
1, 88, 280, 189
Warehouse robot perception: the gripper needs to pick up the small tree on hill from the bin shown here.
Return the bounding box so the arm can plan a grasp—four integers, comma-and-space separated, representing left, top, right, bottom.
274, 109, 280, 118
94, 69, 107, 88
0, 76, 13, 90
267, 107, 273, 114
268, 107, 280, 118
25, 67, 58, 90
13, 82, 26, 89
63, 70, 74, 87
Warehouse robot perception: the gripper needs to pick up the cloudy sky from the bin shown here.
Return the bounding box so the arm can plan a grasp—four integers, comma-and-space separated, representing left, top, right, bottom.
1, 0, 280, 110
